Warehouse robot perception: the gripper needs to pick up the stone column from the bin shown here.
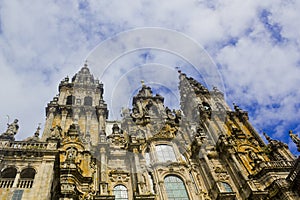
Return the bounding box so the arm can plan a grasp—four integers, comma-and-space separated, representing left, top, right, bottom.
85, 110, 92, 136
73, 108, 81, 125
99, 147, 108, 195
97, 109, 106, 145
61, 109, 68, 132
133, 147, 146, 195
97, 110, 105, 132
12, 172, 20, 188
42, 107, 56, 140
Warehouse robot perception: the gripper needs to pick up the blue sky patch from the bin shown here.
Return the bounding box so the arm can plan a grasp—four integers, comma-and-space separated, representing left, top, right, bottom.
78, 0, 89, 10
0, 17, 2, 34
259, 9, 286, 44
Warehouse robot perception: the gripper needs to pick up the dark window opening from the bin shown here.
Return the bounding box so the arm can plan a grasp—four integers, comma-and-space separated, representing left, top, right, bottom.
66, 95, 75, 105
1, 167, 17, 178
84, 96, 93, 106
0, 167, 17, 188
18, 168, 35, 188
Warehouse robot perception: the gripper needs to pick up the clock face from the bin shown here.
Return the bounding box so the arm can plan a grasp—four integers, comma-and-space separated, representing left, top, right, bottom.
202, 102, 211, 110
204, 105, 210, 110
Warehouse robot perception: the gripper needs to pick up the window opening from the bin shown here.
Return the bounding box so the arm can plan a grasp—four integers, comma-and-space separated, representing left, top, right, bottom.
66, 95, 75, 105
11, 190, 23, 200
18, 168, 35, 188
164, 176, 190, 200
221, 182, 233, 192
113, 185, 128, 200
84, 96, 93, 106
0, 167, 17, 188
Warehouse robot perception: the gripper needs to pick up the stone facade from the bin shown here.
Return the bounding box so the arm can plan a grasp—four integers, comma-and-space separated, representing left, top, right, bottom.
0, 64, 300, 200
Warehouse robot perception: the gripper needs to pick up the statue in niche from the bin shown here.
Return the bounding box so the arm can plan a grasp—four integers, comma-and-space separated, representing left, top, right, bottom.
247, 149, 262, 169
66, 147, 77, 161
80, 187, 96, 200
0, 119, 19, 140
50, 125, 63, 139
165, 107, 176, 120
131, 106, 142, 119
136, 128, 145, 139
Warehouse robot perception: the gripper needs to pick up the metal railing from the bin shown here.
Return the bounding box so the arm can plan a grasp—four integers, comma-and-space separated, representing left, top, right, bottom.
0, 178, 14, 188
17, 179, 34, 188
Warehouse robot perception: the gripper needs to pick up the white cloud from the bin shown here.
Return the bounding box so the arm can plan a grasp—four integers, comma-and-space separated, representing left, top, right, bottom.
0, 0, 299, 154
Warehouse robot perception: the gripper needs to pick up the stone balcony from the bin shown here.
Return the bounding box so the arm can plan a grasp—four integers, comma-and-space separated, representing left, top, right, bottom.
0, 140, 58, 158
252, 160, 295, 178
0, 140, 57, 150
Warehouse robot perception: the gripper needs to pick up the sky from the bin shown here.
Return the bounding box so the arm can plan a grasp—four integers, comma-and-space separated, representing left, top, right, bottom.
0, 0, 299, 154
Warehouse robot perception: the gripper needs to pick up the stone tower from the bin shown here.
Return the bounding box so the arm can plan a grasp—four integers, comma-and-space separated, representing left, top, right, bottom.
1, 65, 300, 200
42, 63, 108, 146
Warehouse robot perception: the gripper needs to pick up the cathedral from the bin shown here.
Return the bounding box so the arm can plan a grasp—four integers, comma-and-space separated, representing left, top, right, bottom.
0, 63, 300, 200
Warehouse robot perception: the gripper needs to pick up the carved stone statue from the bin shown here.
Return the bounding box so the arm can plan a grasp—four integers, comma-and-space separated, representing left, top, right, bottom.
289, 130, 300, 145
6, 119, 19, 135
0, 119, 19, 140
66, 147, 77, 161
80, 187, 96, 200
25, 126, 40, 142
50, 125, 62, 139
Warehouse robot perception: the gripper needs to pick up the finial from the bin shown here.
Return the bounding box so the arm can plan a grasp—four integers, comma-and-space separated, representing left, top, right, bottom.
263, 132, 271, 142
84, 60, 88, 68
35, 123, 41, 136
6, 115, 9, 124
141, 80, 145, 86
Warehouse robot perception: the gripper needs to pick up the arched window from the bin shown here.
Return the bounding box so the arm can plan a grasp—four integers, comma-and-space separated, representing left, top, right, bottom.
18, 168, 36, 188
113, 185, 128, 200
155, 145, 176, 162
66, 95, 75, 105
164, 175, 189, 200
84, 96, 93, 106
0, 167, 17, 188
220, 182, 233, 192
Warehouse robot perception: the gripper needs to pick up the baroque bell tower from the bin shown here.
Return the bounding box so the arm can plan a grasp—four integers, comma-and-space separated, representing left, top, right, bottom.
42, 63, 108, 146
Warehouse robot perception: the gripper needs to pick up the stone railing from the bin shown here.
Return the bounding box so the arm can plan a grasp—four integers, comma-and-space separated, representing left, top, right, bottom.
0, 141, 57, 150
0, 178, 14, 188
259, 160, 295, 169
